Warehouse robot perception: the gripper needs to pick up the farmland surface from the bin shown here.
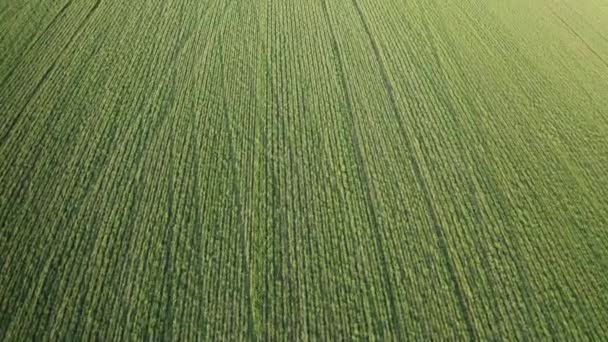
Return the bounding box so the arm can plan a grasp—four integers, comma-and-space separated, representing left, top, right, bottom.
1, 0, 608, 340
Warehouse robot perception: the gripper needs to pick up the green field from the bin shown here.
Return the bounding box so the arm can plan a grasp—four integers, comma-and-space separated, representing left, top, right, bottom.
1, 0, 608, 339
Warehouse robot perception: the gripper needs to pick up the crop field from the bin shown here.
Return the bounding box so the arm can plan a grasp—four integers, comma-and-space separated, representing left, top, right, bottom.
1, 0, 608, 340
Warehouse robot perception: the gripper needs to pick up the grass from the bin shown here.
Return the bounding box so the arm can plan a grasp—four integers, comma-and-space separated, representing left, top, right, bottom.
1, 0, 608, 339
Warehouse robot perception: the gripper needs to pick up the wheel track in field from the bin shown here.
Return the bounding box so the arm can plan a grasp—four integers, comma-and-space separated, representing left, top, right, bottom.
157, 2, 210, 339
0, 26, 105, 234
419, 2, 577, 337
154, 2, 201, 338
320, 0, 404, 338
0, 0, 52, 65
178, 4, 229, 337
557, 0, 608, 45
216, 1, 258, 337
347, 0, 478, 339
0, 0, 74, 85
55, 2, 180, 337
263, 0, 281, 334
0, 11, 111, 335
549, 8, 608, 69
456, 4, 608, 324
308, 3, 379, 334
1, 1, 191, 338
0, 0, 140, 286
0, 0, 102, 149
222, 55, 259, 342
222, 92, 258, 341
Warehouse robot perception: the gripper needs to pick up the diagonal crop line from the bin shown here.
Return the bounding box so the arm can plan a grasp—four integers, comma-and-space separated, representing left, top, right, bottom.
0, 0, 102, 149
348, 0, 478, 339
0, 0, 74, 86
320, 0, 404, 338
550, 8, 608, 70
219, 2, 257, 339
223, 80, 258, 342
